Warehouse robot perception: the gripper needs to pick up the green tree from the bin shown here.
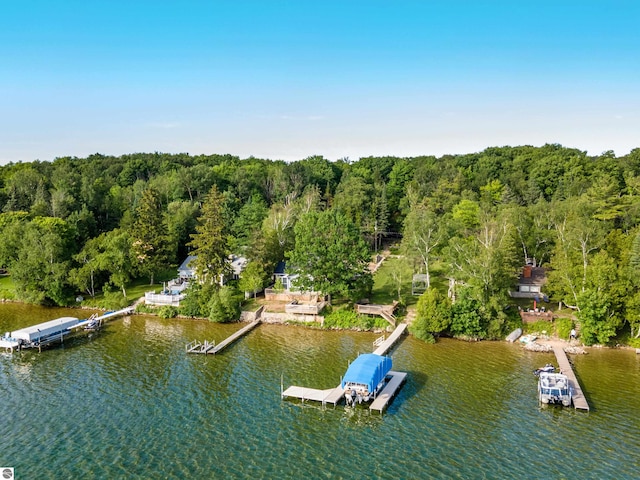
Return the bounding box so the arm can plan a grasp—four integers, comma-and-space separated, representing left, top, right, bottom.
208, 285, 242, 322
10, 217, 75, 305
131, 187, 169, 284
188, 185, 230, 284
231, 194, 268, 249
238, 261, 266, 298
577, 289, 621, 345
411, 288, 452, 342
288, 209, 372, 302
449, 287, 488, 340
401, 201, 442, 289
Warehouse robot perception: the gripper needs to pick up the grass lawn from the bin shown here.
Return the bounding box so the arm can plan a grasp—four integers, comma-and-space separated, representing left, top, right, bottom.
370, 256, 418, 306
80, 268, 177, 309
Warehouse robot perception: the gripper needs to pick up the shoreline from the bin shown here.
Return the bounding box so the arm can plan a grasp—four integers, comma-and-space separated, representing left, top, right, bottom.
2, 297, 638, 350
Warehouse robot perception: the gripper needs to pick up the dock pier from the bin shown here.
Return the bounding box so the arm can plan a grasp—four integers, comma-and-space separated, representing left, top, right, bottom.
282, 323, 408, 412
281, 385, 345, 406
372, 323, 407, 356
552, 345, 590, 411
0, 307, 135, 353
369, 371, 407, 413
186, 319, 261, 355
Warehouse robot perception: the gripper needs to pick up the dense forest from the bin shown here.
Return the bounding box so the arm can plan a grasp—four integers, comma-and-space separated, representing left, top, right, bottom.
1, 145, 640, 346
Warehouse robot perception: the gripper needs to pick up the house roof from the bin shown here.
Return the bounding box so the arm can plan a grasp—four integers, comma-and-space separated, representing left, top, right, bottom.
274, 261, 286, 275
518, 266, 546, 286
178, 255, 197, 272
230, 255, 248, 276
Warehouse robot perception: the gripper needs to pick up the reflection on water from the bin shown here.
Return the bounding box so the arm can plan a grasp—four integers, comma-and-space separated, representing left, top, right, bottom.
1, 303, 639, 479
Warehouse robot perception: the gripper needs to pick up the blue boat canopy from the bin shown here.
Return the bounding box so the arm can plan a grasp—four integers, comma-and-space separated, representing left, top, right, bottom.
341, 353, 392, 393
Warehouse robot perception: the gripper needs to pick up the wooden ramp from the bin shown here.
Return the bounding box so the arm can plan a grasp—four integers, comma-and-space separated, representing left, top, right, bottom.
552, 345, 590, 411
186, 320, 260, 355
370, 371, 407, 413
282, 385, 345, 406
372, 324, 407, 356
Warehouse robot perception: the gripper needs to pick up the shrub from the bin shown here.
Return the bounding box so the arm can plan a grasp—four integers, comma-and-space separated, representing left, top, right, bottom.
411, 288, 451, 341
101, 289, 130, 310
323, 308, 388, 330
208, 285, 242, 323
158, 306, 178, 319
554, 317, 573, 339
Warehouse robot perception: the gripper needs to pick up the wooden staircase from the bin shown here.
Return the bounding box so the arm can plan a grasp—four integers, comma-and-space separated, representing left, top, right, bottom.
356, 301, 399, 327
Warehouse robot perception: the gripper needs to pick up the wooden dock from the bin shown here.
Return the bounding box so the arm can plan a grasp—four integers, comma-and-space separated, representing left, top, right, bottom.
552, 345, 590, 411
186, 319, 260, 355
370, 371, 407, 413
372, 323, 407, 356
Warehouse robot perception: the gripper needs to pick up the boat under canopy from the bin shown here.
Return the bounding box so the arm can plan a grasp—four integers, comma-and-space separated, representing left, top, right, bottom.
341, 353, 392, 395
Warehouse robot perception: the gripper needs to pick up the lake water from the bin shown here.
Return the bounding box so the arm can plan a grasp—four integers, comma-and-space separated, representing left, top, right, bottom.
1, 304, 639, 479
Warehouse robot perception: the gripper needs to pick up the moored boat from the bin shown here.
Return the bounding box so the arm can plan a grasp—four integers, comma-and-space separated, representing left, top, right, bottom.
342, 353, 392, 406
538, 372, 572, 406
533, 363, 555, 376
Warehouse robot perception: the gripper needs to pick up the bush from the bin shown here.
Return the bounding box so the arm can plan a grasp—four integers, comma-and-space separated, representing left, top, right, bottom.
135, 303, 154, 314
523, 320, 553, 335
323, 308, 388, 330
554, 317, 573, 339
158, 306, 178, 319
411, 288, 451, 341
208, 285, 242, 323
101, 289, 131, 310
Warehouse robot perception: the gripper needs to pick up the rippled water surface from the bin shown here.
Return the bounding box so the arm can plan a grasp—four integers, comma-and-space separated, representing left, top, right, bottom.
1, 304, 639, 479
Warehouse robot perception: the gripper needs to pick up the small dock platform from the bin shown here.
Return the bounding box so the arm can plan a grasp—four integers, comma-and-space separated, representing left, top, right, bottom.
186, 319, 260, 355
552, 345, 590, 411
370, 371, 407, 413
372, 323, 407, 356
281, 385, 345, 406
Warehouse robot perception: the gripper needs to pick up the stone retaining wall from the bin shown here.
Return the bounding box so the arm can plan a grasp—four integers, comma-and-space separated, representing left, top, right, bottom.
261, 311, 324, 324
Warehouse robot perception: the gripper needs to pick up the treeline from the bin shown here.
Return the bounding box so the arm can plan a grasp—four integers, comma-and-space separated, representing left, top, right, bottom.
1, 145, 640, 344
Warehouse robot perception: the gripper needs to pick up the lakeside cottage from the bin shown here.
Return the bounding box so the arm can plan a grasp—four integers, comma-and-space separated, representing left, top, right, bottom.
178, 255, 197, 280
177, 254, 247, 285
272, 261, 300, 292
510, 264, 547, 300
146, 254, 248, 306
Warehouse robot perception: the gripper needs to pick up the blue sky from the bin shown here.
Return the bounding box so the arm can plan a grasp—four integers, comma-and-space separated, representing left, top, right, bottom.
1, 0, 638, 163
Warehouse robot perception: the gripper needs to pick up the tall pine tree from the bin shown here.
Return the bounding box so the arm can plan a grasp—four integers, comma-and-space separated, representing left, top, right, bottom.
132, 187, 168, 285
188, 185, 229, 284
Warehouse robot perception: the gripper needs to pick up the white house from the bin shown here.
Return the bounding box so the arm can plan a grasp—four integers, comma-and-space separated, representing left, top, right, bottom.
273, 261, 300, 291
177, 254, 248, 286
178, 255, 197, 280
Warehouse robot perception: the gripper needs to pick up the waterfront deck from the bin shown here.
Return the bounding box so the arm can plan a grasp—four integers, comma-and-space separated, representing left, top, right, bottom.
552, 345, 590, 411
356, 301, 398, 326
186, 319, 261, 355
370, 371, 407, 413
372, 323, 407, 356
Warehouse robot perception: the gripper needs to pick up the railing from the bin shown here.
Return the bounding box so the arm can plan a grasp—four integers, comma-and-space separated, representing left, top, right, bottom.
356, 304, 386, 315
285, 301, 326, 315
356, 301, 398, 326
373, 334, 386, 348
145, 292, 184, 306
